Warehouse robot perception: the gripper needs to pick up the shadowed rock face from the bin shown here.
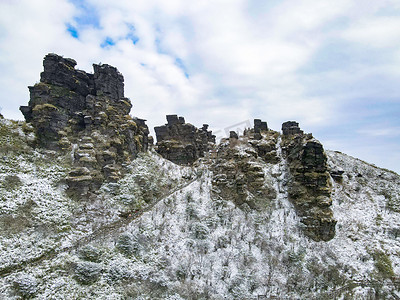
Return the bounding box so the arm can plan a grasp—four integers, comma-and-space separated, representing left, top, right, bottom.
93, 64, 124, 99
211, 136, 277, 210
281, 122, 336, 241
282, 121, 303, 136
20, 53, 150, 197
154, 115, 215, 165
211, 122, 279, 211
254, 119, 268, 133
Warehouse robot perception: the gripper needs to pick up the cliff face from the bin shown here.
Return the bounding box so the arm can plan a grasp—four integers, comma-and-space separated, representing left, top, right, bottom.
281, 121, 336, 241
20, 54, 150, 196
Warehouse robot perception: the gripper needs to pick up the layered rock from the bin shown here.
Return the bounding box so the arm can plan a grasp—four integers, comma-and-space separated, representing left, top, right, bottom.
253, 119, 268, 140
212, 120, 279, 209
211, 139, 276, 210
244, 119, 279, 163
282, 121, 303, 136
154, 115, 215, 165
281, 121, 336, 241
20, 53, 150, 197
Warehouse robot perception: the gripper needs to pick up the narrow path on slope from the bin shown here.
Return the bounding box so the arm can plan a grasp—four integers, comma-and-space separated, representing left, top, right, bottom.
0, 175, 200, 277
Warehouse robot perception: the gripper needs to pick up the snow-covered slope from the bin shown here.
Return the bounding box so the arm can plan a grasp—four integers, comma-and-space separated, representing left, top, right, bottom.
0, 119, 399, 299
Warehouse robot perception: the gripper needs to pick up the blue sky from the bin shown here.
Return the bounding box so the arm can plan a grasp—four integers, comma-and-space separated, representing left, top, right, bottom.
0, 0, 399, 173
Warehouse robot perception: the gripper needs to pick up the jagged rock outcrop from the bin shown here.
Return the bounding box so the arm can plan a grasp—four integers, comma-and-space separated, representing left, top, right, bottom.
229, 131, 238, 139
253, 118, 268, 140
281, 121, 336, 241
282, 121, 303, 136
212, 119, 335, 241
245, 119, 279, 163
20, 53, 150, 196
154, 115, 215, 165
211, 138, 276, 210
211, 119, 279, 209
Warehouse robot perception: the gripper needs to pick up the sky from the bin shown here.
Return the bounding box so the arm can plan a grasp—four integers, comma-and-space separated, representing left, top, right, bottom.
0, 0, 399, 173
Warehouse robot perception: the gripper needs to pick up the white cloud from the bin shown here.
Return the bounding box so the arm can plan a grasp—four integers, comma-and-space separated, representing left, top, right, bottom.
342, 17, 400, 48
0, 0, 77, 119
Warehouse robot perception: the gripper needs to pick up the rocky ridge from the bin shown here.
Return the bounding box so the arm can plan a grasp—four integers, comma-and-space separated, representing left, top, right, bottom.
18, 54, 334, 240
1, 115, 399, 299
2, 53, 399, 299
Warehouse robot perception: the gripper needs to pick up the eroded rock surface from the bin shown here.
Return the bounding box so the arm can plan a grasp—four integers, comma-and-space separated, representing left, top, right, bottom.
211, 119, 279, 210
20, 53, 150, 197
211, 139, 276, 210
281, 121, 336, 241
154, 115, 215, 165
245, 119, 279, 164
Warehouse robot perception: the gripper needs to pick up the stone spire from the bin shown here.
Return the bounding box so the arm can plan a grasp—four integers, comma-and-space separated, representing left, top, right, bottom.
20, 53, 150, 197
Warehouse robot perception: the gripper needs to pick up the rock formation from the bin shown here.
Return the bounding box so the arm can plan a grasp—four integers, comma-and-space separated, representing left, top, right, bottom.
154, 115, 215, 165
281, 121, 336, 241
253, 119, 268, 136
212, 119, 279, 210
211, 138, 276, 210
282, 121, 303, 136
245, 119, 279, 163
229, 131, 238, 139
211, 119, 336, 241
20, 53, 150, 196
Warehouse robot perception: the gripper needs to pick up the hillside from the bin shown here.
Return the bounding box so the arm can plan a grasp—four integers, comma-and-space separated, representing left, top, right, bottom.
0, 117, 399, 299
0, 54, 399, 299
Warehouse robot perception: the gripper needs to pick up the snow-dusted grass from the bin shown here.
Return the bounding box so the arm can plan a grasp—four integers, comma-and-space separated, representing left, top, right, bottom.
327, 151, 400, 282
0, 119, 74, 272
100, 151, 195, 215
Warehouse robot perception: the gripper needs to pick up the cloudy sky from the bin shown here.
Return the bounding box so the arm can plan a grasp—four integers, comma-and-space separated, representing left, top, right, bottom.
0, 0, 399, 173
